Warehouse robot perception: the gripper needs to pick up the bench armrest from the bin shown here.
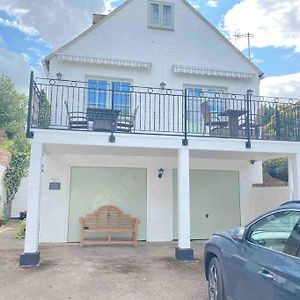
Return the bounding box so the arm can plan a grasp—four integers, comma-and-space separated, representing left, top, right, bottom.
133, 218, 140, 229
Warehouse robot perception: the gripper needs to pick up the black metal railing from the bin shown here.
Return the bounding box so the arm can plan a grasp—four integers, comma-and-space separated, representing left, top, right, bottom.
27, 74, 300, 145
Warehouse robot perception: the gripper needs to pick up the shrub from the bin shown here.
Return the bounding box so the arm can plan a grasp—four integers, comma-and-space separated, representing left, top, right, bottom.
16, 220, 26, 239
38, 90, 51, 128
263, 158, 288, 182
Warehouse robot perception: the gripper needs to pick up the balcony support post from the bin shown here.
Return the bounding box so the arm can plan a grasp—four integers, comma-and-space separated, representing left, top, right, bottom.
175, 147, 194, 260
288, 154, 300, 200
20, 141, 43, 266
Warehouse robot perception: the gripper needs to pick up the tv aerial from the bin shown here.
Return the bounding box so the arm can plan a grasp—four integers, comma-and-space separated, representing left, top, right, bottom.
234, 32, 254, 60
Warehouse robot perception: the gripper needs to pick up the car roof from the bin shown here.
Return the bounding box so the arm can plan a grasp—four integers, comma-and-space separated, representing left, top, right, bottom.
279, 200, 300, 209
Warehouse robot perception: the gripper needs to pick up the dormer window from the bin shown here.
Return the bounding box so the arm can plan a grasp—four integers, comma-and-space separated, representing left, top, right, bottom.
148, 1, 174, 30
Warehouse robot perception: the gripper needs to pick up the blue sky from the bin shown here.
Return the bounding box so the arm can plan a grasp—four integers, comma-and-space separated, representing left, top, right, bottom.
0, 0, 300, 96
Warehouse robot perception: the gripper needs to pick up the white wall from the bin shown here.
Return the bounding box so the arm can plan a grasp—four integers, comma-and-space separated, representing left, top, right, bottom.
39, 151, 264, 243
0, 165, 6, 212
244, 186, 289, 224
11, 177, 28, 218
48, 0, 260, 93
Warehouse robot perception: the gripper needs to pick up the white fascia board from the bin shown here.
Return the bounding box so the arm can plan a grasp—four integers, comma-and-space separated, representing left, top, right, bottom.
32, 129, 300, 155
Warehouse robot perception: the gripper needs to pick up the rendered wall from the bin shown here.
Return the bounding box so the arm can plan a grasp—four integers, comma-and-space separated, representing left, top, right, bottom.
39, 151, 263, 243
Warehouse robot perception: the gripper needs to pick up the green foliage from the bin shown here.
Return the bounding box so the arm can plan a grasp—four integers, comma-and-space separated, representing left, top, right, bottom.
263, 103, 300, 141
38, 90, 51, 128
263, 158, 288, 182
16, 220, 26, 239
0, 74, 30, 202
0, 75, 27, 139
0, 211, 8, 225
4, 153, 29, 202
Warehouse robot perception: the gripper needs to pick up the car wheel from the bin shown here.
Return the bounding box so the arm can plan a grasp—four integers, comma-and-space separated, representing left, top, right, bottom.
208, 257, 225, 300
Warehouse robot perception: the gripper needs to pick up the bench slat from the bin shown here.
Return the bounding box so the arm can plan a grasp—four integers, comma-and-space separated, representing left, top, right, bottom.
79, 205, 140, 247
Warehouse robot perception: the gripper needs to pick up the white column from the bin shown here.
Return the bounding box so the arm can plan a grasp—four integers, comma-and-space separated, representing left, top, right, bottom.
177, 148, 191, 249
288, 154, 300, 200
24, 142, 43, 253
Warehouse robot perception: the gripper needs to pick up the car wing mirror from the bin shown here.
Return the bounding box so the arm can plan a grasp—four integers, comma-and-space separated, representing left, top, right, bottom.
232, 227, 245, 242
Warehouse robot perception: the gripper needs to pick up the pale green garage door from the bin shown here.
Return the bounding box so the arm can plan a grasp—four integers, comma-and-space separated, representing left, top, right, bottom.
173, 170, 240, 240
68, 167, 147, 242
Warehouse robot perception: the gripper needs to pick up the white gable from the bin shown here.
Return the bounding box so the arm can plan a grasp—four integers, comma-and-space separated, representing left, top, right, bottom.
47, 0, 261, 76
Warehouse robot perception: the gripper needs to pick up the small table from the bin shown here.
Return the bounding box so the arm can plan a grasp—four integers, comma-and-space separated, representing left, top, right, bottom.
87, 108, 121, 132
219, 109, 246, 137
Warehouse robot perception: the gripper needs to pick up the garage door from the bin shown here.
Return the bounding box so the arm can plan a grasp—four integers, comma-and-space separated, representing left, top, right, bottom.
68, 167, 147, 242
173, 170, 240, 240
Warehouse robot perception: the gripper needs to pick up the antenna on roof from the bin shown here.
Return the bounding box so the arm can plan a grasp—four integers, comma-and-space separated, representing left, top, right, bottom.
234, 32, 254, 61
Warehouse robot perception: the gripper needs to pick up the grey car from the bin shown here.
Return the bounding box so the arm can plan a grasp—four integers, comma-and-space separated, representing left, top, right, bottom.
204, 201, 300, 300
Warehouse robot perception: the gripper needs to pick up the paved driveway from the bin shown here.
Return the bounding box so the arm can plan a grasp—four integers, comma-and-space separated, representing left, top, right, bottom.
0, 222, 208, 300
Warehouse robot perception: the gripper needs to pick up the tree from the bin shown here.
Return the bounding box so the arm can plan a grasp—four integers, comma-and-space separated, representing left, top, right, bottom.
0, 75, 28, 139
0, 75, 30, 206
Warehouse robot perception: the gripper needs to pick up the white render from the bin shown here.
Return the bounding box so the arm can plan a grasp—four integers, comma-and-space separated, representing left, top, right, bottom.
24, 142, 43, 253
177, 148, 191, 249
288, 154, 300, 200
45, 0, 261, 94
11, 177, 28, 218
33, 130, 293, 243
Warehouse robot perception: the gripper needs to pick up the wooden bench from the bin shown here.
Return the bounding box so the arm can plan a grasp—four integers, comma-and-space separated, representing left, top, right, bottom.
79, 205, 140, 247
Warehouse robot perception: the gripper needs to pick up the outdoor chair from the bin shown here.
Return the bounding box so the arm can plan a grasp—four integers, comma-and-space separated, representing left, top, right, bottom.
201, 101, 228, 135
64, 101, 88, 130
117, 106, 139, 132
238, 107, 265, 139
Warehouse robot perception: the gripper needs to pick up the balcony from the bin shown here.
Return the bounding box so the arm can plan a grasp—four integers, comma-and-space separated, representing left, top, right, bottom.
27, 73, 300, 145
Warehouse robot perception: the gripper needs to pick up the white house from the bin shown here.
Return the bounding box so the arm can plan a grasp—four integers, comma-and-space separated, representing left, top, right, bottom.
20, 0, 300, 266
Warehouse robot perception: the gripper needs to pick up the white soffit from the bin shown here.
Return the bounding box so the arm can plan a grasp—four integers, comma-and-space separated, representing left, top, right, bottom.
56, 53, 152, 69
172, 64, 257, 79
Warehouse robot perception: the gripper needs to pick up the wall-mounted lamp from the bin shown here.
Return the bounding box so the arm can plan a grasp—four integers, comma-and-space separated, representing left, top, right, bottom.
160, 81, 166, 89
56, 72, 62, 80
158, 168, 164, 178
250, 160, 256, 165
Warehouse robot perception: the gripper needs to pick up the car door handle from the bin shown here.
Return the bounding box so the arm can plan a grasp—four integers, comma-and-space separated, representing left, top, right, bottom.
258, 269, 274, 281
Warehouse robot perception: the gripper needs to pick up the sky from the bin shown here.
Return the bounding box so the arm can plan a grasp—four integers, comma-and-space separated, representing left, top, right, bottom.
0, 0, 300, 97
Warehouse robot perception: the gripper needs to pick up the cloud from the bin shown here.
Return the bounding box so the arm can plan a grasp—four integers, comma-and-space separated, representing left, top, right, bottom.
223, 0, 300, 53
260, 73, 300, 98
0, 16, 38, 36
0, 48, 30, 93
0, 0, 123, 49
103, 0, 120, 14
206, 0, 218, 8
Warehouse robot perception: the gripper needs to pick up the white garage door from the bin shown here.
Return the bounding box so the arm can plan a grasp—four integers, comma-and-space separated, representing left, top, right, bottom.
173, 170, 240, 239
68, 167, 147, 242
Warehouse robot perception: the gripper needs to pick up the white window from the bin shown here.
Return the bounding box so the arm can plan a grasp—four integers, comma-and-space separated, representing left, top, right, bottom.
87, 79, 131, 113
148, 1, 174, 30
184, 85, 227, 134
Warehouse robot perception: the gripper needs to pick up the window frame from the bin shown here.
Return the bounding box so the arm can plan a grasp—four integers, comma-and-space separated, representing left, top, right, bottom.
245, 208, 300, 259
148, 1, 174, 30
85, 76, 133, 112
183, 84, 228, 134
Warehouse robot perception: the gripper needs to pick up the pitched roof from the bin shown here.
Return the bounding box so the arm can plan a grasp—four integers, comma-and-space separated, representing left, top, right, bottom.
43, 0, 263, 76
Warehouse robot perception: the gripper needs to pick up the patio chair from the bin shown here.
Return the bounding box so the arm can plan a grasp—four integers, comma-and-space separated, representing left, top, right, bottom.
64, 101, 88, 130
117, 106, 139, 132
239, 107, 265, 139
201, 101, 228, 135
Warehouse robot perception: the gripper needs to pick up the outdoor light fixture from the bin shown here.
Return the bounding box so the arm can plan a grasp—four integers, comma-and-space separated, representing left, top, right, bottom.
250, 160, 256, 165
56, 72, 63, 80
160, 81, 166, 89
158, 168, 164, 178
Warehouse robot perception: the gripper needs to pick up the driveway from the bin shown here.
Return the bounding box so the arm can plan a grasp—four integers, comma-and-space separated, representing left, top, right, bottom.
0, 221, 208, 300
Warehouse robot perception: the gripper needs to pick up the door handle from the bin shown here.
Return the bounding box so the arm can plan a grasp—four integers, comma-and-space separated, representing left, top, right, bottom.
258, 269, 274, 281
